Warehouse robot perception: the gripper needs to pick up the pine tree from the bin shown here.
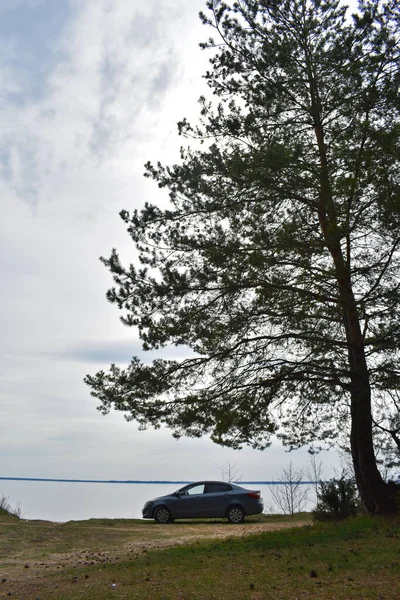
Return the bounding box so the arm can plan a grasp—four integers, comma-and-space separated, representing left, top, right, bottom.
85, 0, 400, 515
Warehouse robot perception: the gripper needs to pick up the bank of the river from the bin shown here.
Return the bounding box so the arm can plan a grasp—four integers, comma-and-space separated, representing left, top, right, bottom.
1, 511, 399, 599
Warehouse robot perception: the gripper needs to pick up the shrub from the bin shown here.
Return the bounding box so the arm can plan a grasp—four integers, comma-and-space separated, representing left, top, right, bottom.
312, 477, 359, 521
0, 495, 22, 519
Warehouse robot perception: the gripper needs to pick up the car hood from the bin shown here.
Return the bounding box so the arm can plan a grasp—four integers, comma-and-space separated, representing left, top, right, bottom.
146, 493, 171, 503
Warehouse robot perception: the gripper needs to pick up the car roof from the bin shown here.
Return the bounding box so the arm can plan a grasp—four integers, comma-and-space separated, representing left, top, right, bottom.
183, 481, 243, 488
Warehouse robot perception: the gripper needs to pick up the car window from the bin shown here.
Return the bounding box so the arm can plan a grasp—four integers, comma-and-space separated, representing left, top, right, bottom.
205, 483, 232, 493
177, 484, 206, 496
180, 483, 204, 496
185, 484, 205, 495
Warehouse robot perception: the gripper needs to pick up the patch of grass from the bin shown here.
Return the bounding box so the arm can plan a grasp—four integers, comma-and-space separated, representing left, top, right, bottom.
0, 512, 307, 561
1, 515, 399, 599
0, 495, 21, 520
0, 514, 281, 562
0, 518, 168, 560
51, 517, 400, 600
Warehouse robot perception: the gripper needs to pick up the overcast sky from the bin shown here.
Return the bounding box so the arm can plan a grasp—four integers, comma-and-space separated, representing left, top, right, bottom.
0, 0, 341, 483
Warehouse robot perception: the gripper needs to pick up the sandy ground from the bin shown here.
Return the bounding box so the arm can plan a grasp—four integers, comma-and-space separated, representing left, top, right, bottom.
0, 519, 308, 594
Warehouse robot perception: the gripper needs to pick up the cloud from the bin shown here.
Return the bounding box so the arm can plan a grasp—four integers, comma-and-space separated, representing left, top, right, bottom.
0, 0, 205, 207
0, 1, 72, 103
52, 339, 196, 364
0, 0, 221, 485
0, 1, 341, 492
59, 341, 143, 365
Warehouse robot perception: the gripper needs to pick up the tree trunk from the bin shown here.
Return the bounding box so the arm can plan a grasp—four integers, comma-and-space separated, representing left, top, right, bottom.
312, 113, 398, 514
344, 296, 398, 515
320, 217, 397, 514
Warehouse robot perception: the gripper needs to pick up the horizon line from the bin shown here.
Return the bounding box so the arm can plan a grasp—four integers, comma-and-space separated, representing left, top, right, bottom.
0, 476, 315, 485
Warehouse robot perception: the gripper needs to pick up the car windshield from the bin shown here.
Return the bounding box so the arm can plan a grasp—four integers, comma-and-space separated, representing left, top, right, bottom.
175, 484, 205, 495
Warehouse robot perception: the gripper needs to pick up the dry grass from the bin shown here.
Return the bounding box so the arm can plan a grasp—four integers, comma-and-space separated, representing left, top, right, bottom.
1, 513, 399, 599
0, 495, 22, 520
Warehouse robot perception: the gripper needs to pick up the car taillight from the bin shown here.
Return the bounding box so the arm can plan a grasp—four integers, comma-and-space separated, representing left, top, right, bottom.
247, 491, 261, 499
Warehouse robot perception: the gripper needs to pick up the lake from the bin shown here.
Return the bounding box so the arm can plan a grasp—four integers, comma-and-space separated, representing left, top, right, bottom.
0, 479, 316, 522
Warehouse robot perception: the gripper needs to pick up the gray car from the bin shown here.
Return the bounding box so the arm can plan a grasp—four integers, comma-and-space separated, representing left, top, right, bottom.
142, 481, 264, 524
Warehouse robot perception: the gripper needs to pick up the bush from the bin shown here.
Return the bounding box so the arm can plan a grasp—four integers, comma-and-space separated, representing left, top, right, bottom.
312, 477, 359, 521
0, 495, 22, 519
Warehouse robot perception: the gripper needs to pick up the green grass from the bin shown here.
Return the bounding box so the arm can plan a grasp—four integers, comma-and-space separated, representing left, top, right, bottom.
0, 512, 305, 561
53, 517, 400, 600
0, 495, 21, 520
1, 515, 400, 599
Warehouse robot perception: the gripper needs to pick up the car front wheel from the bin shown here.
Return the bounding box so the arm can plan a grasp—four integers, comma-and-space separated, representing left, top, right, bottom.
154, 506, 171, 524
227, 505, 245, 523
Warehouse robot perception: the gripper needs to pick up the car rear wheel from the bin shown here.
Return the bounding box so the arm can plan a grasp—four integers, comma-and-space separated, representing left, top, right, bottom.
154, 506, 171, 524
227, 505, 245, 523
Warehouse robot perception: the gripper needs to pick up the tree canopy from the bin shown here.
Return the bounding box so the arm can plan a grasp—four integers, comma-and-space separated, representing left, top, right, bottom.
85, 0, 400, 514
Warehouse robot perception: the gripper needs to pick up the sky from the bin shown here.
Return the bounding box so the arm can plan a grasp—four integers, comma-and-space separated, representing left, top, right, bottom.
0, 0, 342, 484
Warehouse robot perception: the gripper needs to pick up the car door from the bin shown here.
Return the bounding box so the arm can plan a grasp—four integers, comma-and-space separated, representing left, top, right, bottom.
170, 483, 205, 518
201, 483, 233, 517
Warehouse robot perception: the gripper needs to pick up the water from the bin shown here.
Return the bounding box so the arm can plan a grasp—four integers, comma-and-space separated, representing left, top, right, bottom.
0, 479, 316, 522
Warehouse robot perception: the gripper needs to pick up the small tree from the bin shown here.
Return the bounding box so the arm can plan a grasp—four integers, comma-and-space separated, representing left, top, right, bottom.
306, 453, 324, 506
219, 461, 243, 482
270, 462, 309, 515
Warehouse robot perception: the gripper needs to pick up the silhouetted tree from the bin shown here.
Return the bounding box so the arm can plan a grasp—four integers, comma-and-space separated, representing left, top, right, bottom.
220, 461, 243, 482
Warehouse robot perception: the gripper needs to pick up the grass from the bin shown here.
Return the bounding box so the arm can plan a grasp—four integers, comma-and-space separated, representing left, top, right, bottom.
1, 513, 400, 599
0, 495, 22, 520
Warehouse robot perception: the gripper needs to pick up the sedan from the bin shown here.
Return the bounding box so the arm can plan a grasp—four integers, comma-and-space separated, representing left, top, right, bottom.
142, 481, 263, 523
